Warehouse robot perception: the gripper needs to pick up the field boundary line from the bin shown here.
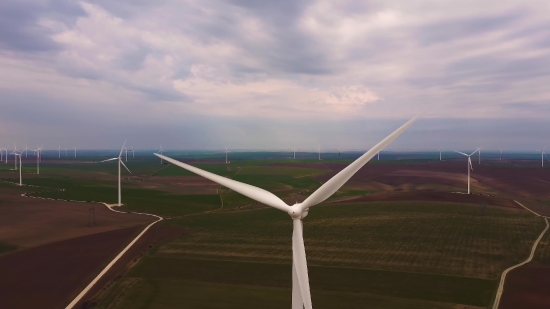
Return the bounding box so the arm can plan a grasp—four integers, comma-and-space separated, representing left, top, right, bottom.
65, 203, 163, 309
492, 216, 549, 309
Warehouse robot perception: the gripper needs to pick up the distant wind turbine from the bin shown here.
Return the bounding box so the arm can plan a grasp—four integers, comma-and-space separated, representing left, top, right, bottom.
478, 147, 482, 164
225, 147, 230, 164
377, 151, 380, 160
439, 148, 442, 161
499, 149, 502, 161
34, 147, 42, 174
12, 150, 22, 186
317, 146, 321, 161
159, 146, 164, 164
293, 148, 296, 160
455, 148, 480, 194
58, 146, 61, 159
73, 147, 77, 158
98, 141, 132, 206
154, 117, 417, 309
539, 148, 546, 168
13, 144, 18, 170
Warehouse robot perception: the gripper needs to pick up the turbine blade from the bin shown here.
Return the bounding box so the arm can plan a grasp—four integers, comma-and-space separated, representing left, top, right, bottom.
99, 157, 118, 163
292, 219, 312, 309
469, 147, 481, 156
454, 151, 469, 157
154, 153, 291, 212
292, 262, 304, 309
300, 117, 418, 210
119, 140, 127, 158
120, 160, 132, 174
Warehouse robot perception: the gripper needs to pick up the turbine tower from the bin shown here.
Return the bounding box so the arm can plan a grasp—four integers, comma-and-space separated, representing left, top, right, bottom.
317, 146, 321, 161
73, 147, 77, 158
154, 117, 418, 309
499, 149, 502, 161
293, 148, 296, 160
439, 148, 442, 161
98, 141, 132, 206
58, 146, 61, 159
11, 150, 22, 185
455, 148, 480, 194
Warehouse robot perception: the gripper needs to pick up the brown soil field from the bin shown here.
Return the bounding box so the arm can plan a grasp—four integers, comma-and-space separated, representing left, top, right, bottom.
0, 188, 152, 248
0, 226, 144, 309
499, 262, 550, 309
331, 191, 520, 209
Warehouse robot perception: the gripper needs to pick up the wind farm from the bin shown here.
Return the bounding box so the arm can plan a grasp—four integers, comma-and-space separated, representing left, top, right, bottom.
1, 1, 550, 309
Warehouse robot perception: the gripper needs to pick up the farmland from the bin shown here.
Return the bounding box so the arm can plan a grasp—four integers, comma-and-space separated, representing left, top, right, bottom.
1, 154, 549, 308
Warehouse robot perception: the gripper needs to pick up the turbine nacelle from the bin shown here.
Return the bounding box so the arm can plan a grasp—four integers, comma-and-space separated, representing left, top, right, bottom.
289, 204, 308, 219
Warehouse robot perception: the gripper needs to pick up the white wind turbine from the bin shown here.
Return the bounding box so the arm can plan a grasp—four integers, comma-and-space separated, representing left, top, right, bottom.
317, 146, 321, 160
478, 146, 482, 164
98, 141, 132, 206
24, 145, 28, 158
439, 148, 442, 161
34, 146, 42, 174
499, 149, 503, 161
12, 144, 18, 170
225, 147, 230, 164
2, 147, 7, 163
73, 147, 77, 158
154, 117, 417, 309
377, 151, 380, 160
293, 148, 296, 160
539, 148, 546, 168
58, 146, 61, 159
455, 147, 480, 194
0, 148, 4, 163
12, 150, 22, 186
159, 145, 164, 164
124, 147, 128, 162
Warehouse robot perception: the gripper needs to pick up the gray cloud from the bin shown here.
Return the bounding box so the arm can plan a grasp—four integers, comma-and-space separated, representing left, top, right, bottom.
0, 0, 85, 53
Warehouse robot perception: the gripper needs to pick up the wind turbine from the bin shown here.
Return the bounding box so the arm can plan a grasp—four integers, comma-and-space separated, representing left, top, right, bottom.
34, 147, 42, 174
12, 144, 18, 170
131, 147, 135, 158
478, 147, 482, 164
317, 146, 321, 160
73, 147, 77, 158
98, 141, 132, 206
154, 117, 417, 309
293, 148, 296, 160
24, 145, 28, 158
12, 150, 22, 186
225, 147, 230, 164
124, 147, 128, 162
377, 151, 380, 160
58, 146, 61, 159
439, 148, 442, 161
539, 148, 546, 168
159, 146, 164, 164
499, 149, 502, 161
455, 148, 480, 194
1, 148, 6, 163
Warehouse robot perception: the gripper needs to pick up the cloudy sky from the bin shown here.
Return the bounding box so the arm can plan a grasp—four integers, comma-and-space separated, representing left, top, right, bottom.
1, 0, 549, 150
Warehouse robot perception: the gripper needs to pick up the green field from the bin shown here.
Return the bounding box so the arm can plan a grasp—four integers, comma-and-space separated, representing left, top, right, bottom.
1, 156, 547, 308
94, 201, 544, 309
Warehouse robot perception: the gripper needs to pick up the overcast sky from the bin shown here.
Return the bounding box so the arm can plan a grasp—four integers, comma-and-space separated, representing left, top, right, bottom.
1, 0, 549, 151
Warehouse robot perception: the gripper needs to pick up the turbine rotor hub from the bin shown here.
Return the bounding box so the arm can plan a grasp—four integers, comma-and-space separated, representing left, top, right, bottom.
288, 204, 308, 219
